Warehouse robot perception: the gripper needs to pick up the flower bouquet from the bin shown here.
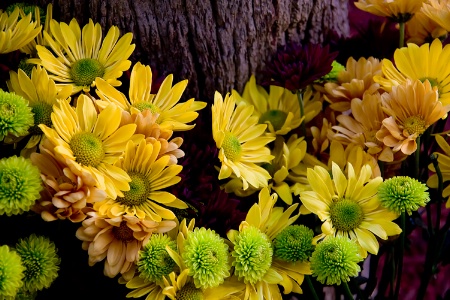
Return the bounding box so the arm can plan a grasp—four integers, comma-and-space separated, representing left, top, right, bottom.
0, 1, 449, 299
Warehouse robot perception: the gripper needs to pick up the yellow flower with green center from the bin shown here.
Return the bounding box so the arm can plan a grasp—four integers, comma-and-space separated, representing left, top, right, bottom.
7, 66, 72, 156
95, 62, 206, 132
212, 92, 275, 190
33, 18, 135, 94
376, 79, 449, 155
39, 95, 139, 199
374, 39, 450, 106
300, 162, 402, 257
0, 6, 41, 54
94, 140, 187, 221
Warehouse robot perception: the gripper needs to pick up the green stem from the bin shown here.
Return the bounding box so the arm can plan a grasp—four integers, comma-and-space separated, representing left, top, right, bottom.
341, 281, 354, 300
415, 136, 421, 180
399, 22, 405, 48
305, 275, 319, 300
394, 212, 406, 299
296, 90, 306, 137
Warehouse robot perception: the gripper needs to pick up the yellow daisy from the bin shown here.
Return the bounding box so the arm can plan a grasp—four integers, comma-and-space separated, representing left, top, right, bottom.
0, 7, 41, 54
374, 38, 450, 105
376, 79, 449, 155
212, 92, 275, 190
300, 162, 402, 257
39, 95, 139, 199
34, 18, 135, 94
422, 0, 450, 32
428, 135, 450, 208
354, 0, 423, 22
94, 140, 187, 221
232, 75, 303, 135
7, 66, 72, 156
95, 62, 206, 131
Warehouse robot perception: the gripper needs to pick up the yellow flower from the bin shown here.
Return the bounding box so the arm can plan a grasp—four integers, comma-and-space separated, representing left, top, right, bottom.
232, 75, 303, 135
354, 0, 423, 22
300, 162, 402, 257
310, 117, 332, 156
0, 7, 41, 54
374, 38, 450, 105
7, 66, 72, 156
39, 95, 139, 199
212, 92, 275, 190
324, 56, 382, 112
20, 4, 53, 56
406, 10, 447, 45
94, 140, 187, 221
376, 79, 449, 155
422, 0, 450, 32
34, 18, 135, 94
95, 62, 206, 131
428, 135, 450, 208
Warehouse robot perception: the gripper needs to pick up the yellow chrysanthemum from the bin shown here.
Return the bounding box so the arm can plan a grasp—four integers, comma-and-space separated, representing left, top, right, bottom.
226, 188, 310, 299
232, 75, 303, 135
354, 0, 423, 22
39, 95, 139, 199
374, 38, 450, 105
20, 4, 53, 56
422, 0, 450, 32
428, 135, 450, 208
324, 56, 382, 112
406, 10, 447, 45
300, 162, 402, 257
376, 79, 449, 155
34, 18, 135, 94
94, 140, 187, 221
0, 7, 41, 54
212, 92, 275, 190
95, 62, 206, 131
7, 66, 72, 156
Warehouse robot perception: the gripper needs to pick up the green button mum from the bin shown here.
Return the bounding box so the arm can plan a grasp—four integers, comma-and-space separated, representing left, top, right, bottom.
0, 245, 25, 298
273, 225, 315, 263
0, 90, 34, 141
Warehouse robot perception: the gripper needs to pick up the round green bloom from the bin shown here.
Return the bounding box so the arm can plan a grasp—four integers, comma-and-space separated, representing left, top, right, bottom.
138, 234, 177, 283
378, 176, 430, 215
176, 282, 203, 300
182, 227, 230, 289
318, 60, 345, 83
15, 234, 60, 292
0, 245, 24, 298
310, 236, 362, 285
0, 156, 42, 216
0, 90, 34, 141
231, 226, 272, 284
273, 225, 315, 262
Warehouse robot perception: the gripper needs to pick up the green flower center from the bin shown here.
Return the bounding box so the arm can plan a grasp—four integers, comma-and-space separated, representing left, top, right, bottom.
112, 222, 135, 243
419, 77, 440, 89
30, 102, 53, 135
132, 102, 160, 114
176, 282, 204, 300
232, 226, 272, 284
403, 115, 427, 136
259, 109, 288, 131
0, 171, 22, 201
116, 172, 150, 206
273, 225, 315, 262
222, 132, 241, 162
69, 132, 105, 167
329, 199, 364, 232
70, 58, 105, 87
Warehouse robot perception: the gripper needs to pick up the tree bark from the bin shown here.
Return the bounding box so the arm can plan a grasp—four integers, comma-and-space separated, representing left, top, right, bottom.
9, 0, 349, 101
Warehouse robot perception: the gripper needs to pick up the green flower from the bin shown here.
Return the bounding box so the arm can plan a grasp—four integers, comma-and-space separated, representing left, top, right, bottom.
378, 176, 430, 215
182, 227, 230, 289
318, 60, 345, 83
0, 90, 34, 141
273, 225, 315, 262
0, 156, 42, 216
231, 226, 272, 284
15, 234, 60, 292
0, 245, 24, 298
138, 234, 177, 283
176, 282, 203, 300
310, 236, 362, 285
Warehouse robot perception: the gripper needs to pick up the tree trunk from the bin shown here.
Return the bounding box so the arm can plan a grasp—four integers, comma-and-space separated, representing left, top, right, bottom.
14, 0, 349, 101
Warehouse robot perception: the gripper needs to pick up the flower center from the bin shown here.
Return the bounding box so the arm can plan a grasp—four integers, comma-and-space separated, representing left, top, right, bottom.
419, 77, 439, 89
70, 58, 105, 86
403, 115, 427, 136
112, 222, 135, 243
259, 109, 288, 131
221, 132, 242, 162
132, 102, 160, 114
176, 282, 204, 300
0, 171, 21, 200
69, 132, 105, 167
329, 199, 364, 232
30, 102, 53, 135
116, 172, 150, 206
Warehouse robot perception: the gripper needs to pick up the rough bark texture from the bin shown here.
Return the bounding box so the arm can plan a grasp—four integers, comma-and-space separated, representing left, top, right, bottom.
5, 0, 349, 102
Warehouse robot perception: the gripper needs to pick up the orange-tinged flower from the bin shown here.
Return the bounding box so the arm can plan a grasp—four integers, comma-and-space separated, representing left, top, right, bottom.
406, 10, 447, 45
354, 0, 424, 22
422, 0, 450, 32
